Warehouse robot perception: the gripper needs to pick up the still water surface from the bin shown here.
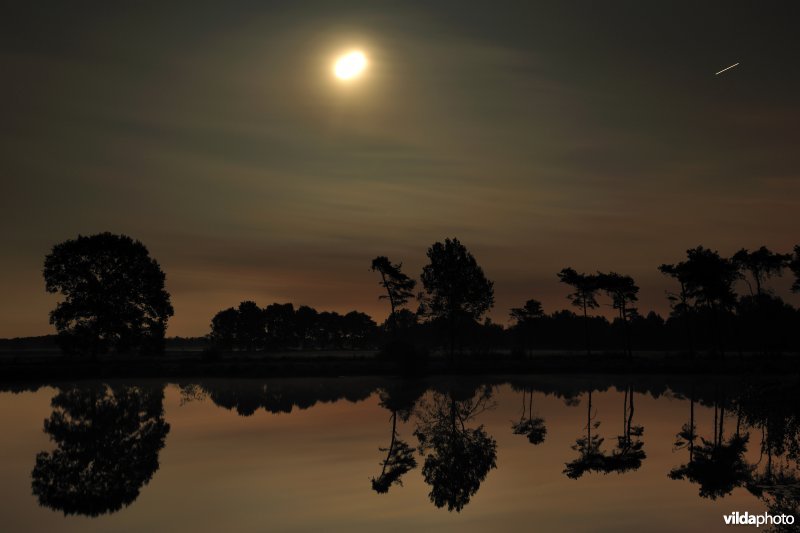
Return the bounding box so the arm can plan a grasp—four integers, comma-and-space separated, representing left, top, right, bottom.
0, 376, 796, 532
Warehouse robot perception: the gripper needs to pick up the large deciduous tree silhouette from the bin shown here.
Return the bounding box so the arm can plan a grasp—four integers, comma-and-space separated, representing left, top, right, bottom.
31, 384, 170, 516
43, 233, 174, 357
557, 268, 599, 357
418, 238, 494, 359
371, 256, 416, 336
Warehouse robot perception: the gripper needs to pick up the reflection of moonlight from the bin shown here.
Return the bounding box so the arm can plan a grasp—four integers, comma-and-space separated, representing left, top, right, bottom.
334, 51, 367, 80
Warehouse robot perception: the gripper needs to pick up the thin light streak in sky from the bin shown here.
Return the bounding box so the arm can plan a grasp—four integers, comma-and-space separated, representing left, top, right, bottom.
715, 62, 740, 76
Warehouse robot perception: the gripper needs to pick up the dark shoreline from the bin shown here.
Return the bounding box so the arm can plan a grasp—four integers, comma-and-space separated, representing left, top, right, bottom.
0, 350, 797, 381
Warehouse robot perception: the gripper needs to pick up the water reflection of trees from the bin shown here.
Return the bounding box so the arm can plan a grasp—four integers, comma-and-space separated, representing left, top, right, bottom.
372, 413, 417, 494
739, 382, 800, 531
606, 384, 645, 473
31, 384, 169, 516
413, 385, 498, 511
564, 385, 645, 478
11, 375, 799, 519
673, 387, 698, 465
668, 380, 800, 520
183, 378, 381, 416
371, 382, 426, 493
564, 390, 609, 479
511, 388, 546, 445
669, 389, 754, 500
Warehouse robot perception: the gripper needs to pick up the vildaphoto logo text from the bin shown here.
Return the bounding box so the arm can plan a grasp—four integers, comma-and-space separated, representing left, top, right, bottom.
723, 511, 795, 527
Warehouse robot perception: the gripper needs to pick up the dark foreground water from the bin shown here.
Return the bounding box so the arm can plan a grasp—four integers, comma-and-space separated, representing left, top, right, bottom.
1, 376, 797, 532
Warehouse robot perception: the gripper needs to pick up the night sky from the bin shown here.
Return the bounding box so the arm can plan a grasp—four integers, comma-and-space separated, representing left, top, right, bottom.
2, 1, 799, 337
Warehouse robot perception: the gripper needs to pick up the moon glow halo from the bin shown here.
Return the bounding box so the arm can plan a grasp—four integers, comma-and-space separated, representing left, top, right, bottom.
333, 51, 367, 80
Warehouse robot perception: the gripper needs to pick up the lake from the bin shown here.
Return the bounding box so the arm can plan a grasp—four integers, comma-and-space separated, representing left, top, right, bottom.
0, 376, 796, 532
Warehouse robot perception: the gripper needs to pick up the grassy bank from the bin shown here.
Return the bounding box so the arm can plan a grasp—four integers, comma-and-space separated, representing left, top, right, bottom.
0, 349, 797, 380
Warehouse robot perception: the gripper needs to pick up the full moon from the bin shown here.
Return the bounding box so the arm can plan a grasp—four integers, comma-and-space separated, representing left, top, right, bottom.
333, 51, 367, 80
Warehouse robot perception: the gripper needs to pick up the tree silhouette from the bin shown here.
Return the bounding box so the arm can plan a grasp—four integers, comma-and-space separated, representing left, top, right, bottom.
737, 293, 797, 354
341, 310, 378, 349
209, 307, 238, 350
511, 388, 547, 445
418, 238, 494, 359
264, 302, 296, 350
731, 247, 794, 355
414, 387, 497, 511
596, 272, 639, 357
209, 301, 381, 352
209, 302, 270, 351
371, 256, 417, 335
790, 245, 800, 294
557, 268, 599, 357
294, 305, 319, 350
658, 261, 695, 355
662, 247, 738, 356
236, 301, 267, 351
315, 312, 339, 349
31, 384, 169, 516
509, 299, 545, 356
43, 233, 174, 356
509, 299, 545, 324
732, 247, 791, 297
687, 247, 739, 356
384, 308, 418, 332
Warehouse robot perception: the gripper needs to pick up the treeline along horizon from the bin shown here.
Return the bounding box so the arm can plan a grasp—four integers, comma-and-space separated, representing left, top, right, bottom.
40, 232, 800, 357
